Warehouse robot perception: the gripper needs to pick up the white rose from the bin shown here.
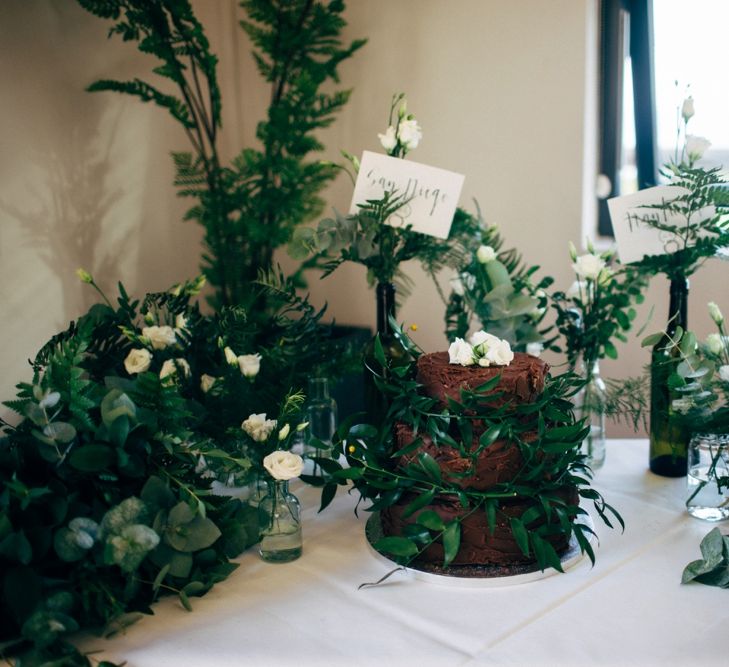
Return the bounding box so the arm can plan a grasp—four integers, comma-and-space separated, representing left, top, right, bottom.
681, 96, 695, 122
237, 353, 261, 379
378, 125, 397, 152
708, 301, 724, 326
526, 342, 543, 357
159, 358, 190, 382
483, 338, 514, 366
224, 346, 238, 366
448, 338, 475, 366
719, 365, 729, 383
476, 245, 496, 263
263, 450, 304, 481
468, 330, 500, 349
200, 374, 217, 393
175, 313, 188, 331
242, 413, 277, 442
142, 325, 177, 350
397, 118, 422, 150
686, 134, 711, 161
572, 253, 606, 280
124, 348, 152, 375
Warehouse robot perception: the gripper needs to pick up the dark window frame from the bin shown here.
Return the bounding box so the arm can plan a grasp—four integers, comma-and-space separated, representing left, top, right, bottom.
598, 0, 658, 237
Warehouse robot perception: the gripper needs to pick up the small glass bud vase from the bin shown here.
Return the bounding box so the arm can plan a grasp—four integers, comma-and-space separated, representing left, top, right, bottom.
305, 377, 338, 458
686, 433, 729, 522
574, 357, 607, 470
258, 479, 303, 563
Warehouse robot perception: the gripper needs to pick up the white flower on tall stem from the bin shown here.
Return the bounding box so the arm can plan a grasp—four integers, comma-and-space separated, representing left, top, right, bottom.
378, 126, 397, 153
224, 346, 238, 366
708, 301, 724, 326
681, 96, 695, 122
242, 413, 277, 442
397, 118, 422, 151
572, 253, 606, 280
476, 245, 497, 264
175, 313, 188, 331
159, 358, 190, 383
686, 135, 711, 162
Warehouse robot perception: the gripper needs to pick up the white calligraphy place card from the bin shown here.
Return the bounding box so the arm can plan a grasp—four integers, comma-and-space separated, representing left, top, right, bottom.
349, 150, 465, 239
607, 185, 716, 264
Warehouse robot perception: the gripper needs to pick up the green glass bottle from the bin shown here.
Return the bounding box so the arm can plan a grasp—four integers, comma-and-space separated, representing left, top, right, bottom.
363, 282, 410, 426
649, 276, 690, 477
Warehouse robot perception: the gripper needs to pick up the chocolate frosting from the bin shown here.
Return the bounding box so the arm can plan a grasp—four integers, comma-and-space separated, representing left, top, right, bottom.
381, 489, 577, 566
395, 422, 534, 491
416, 351, 549, 408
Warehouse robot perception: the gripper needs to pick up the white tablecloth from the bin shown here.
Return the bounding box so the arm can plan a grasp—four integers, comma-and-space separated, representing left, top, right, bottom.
77, 440, 728, 667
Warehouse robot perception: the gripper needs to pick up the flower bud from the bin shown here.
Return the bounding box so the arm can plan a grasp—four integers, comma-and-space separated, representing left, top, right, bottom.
476, 245, 496, 264
76, 268, 93, 284
568, 241, 578, 262
296, 421, 309, 432
681, 96, 695, 122
278, 423, 291, 441
708, 301, 724, 326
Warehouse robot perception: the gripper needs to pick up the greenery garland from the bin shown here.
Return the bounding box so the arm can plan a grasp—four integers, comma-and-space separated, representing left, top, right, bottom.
310, 326, 623, 573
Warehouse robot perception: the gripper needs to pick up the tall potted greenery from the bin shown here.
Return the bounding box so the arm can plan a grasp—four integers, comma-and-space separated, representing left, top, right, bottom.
78, 0, 365, 316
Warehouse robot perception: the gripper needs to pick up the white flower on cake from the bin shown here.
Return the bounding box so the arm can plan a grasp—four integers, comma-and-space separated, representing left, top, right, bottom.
378, 125, 397, 152
572, 253, 605, 280
469, 330, 514, 366
686, 134, 711, 161
397, 118, 422, 150
263, 450, 304, 481
448, 337, 475, 366
476, 245, 496, 264
159, 358, 190, 382
237, 353, 261, 379
124, 348, 152, 375
142, 325, 177, 350
242, 413, 277, 442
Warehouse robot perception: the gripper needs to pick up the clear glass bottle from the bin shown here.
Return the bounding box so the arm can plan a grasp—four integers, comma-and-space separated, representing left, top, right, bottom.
649, 276, 690, 477
258, 480, 302, 563
305, 377, 338, 457
574, 357, 607, 470
686, 433, 729, 521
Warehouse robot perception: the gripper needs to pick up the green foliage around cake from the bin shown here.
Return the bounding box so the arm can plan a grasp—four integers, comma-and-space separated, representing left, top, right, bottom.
77, 0, 365, 313
310, 325, 623, 573
0, 271, 330, 663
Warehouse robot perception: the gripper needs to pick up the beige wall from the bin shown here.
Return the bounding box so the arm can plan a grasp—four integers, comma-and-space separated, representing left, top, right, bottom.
2, 1, 726, 436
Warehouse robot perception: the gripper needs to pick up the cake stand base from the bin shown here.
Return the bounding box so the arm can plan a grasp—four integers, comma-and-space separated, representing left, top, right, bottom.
364, 512, 595, 588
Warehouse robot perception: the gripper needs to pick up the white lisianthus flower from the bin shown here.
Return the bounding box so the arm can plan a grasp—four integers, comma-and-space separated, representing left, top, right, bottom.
142, 325, 177, 350
719, 365, 729, 383
482, 338, 514, 366
705, 333, 723, 355
681, 96, 695, 122
448, 337, 475, 366
242, 413, 277, 442
224, 346, 238, 366
263, 450, 304, 481
159, 358, 191, 382
526, 342, 544, 357
237, 353, 261, 379
175, 313, 188, 331
397, 118, 422, 150
378, 125, 397, 152
572, 253, 606, 280
124, 348, 152, 375
686, 135, 711, 161
200, 374, 217, 393
469, 330, 500, 348
476, 245, 497, 264
468, 330, 514, 367
278, 423, 291, 441
708, 301, 724, 326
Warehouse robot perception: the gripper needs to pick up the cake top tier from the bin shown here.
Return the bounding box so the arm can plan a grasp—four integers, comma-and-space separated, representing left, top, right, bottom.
416, 351, 548, 407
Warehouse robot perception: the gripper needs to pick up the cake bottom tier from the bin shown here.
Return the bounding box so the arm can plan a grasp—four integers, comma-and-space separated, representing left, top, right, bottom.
380, 490, 576, 567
